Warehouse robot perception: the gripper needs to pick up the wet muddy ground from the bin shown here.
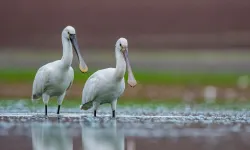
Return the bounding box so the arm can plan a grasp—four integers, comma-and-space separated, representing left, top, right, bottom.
1, 104, 250, 150
1, 83, 250, 103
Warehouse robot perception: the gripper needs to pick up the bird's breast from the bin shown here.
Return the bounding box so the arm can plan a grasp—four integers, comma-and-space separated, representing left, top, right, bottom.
95, 81, 125, 104
45, 71, 72, 96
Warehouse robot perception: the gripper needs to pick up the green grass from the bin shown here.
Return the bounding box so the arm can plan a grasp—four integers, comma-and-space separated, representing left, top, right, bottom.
131, 71, 242, 86
0, 69, 244, 86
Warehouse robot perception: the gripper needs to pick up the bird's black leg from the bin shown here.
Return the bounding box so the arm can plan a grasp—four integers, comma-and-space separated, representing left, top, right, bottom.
112, 110, 115, 118
45, 105, 47, 116
57, 105, 61, 114
94, 110, 97, 117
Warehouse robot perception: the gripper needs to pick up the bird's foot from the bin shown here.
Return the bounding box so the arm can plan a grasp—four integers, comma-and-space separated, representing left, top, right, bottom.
45, 104, 48, 117
44, 114, 48, 119
57, 114, 63, 119
57, 105, 61, 115
112, 110, 116, 118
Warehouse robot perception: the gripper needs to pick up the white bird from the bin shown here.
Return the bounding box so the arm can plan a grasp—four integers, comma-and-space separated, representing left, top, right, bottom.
32, 26, 88, 116
80, 37, 137, 117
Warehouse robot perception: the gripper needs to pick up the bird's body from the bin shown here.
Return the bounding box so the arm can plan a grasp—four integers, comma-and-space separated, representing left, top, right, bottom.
32, 26, 88, 116
81, 38, 136, 117
32, 60, 74, 99
81, 68, 125, 110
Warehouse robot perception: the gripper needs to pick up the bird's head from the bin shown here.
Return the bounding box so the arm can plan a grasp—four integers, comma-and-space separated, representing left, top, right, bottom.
62, 26, 88, 73
116, 37, 137, 87
116, 37, 128, 53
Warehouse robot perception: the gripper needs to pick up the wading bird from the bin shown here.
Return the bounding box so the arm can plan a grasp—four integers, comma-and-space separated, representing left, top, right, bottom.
80, 37, 136, 117
32, 26, 88, 116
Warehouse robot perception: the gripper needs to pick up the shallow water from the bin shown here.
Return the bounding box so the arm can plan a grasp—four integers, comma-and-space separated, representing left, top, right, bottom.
0, 111, 250, 150
1, 100, 250, 150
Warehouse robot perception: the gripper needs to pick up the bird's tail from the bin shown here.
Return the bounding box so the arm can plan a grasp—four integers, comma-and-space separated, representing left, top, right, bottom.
80, 101, 93, 110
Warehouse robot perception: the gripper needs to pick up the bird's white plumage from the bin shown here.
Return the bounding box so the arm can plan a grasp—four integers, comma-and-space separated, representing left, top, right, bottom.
81, 68, 125, 110
81, 38, 136, 116
32, 26, 87, 114
32, 60, 74, 100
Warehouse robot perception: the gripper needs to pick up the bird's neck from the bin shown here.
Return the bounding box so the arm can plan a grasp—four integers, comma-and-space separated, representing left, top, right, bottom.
115, 47, 126, 80
61, 37, 73, 68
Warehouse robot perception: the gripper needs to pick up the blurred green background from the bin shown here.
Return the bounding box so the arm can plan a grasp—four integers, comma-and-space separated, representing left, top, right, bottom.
0, 50, 249, 108
0, 0, 250, 107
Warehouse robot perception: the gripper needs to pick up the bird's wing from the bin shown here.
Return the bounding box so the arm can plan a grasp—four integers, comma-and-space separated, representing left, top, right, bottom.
67, 67, 74, 91
32, 66, 50, 100
81, 68, 117, 110
81, 73, 101, 109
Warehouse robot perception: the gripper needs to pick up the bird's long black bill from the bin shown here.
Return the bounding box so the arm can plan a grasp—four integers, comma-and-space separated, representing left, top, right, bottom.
70, 34, 88, 73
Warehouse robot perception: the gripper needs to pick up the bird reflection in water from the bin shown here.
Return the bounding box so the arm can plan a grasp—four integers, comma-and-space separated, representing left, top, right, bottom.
31, 121, 73, 150
81, 119, 125, 150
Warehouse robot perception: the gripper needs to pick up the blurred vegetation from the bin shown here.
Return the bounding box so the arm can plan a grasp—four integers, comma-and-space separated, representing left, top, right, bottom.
0, 68, 248, 107
0, 69, 242, 86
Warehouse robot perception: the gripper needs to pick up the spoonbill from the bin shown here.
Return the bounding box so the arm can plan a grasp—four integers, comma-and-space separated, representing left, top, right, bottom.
80, 37, 136, 117
32, 26, 88, 116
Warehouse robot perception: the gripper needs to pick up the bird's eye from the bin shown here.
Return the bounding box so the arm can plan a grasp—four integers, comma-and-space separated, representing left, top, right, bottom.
120, 43, 122, 47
